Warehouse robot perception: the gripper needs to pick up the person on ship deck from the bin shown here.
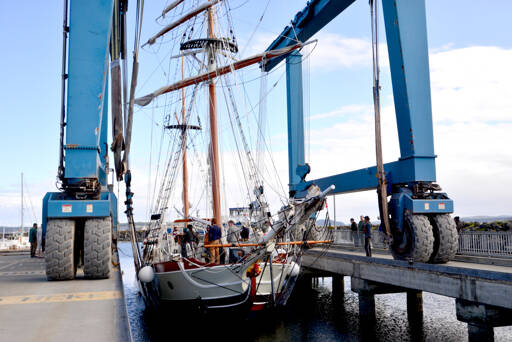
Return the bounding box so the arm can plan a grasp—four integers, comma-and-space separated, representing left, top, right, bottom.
208, 223, 222, 264
227, 220, 240, 263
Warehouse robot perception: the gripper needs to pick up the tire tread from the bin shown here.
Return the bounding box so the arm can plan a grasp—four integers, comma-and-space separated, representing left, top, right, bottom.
45, 219, 75, 281
430, 214, 458, 263
84, 218, 112, 279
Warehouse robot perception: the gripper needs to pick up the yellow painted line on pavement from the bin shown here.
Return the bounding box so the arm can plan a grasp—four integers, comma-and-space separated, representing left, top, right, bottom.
0, 291, 122, 305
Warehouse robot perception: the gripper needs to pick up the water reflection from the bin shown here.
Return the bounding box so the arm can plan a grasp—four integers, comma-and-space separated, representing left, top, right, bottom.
118, 242, 511, 341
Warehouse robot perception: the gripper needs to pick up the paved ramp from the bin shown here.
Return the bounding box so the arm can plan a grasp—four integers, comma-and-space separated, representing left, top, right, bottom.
0, 253, 131, 342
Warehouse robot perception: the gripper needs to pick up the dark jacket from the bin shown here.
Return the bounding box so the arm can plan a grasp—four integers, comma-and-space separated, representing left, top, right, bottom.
182, 228, 194, 244
363, 222, 372, 238
29, 227, 37, 243
350, 222, 357, 232
208, 225, 222, 241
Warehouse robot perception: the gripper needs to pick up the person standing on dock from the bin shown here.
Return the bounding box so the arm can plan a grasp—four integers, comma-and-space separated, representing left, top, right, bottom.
350, 218, 359, 246
454, 216, 463, 233
358, 216, 365, 247
363, 216, 372, 257
29, 223, 38, 258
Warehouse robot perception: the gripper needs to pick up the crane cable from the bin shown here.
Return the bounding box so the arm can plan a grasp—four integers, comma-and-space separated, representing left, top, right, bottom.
370, 0, 392, 239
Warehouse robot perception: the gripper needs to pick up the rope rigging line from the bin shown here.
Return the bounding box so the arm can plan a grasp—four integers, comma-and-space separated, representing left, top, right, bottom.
222, 75, 270, 215
232, 77, 289, 203
145, 105, 155, 219
146, 50, 198, 223
218, 50, 293, 205
149, 84, 200, 231
239, 0, 271, 57
219, 78, 254, 207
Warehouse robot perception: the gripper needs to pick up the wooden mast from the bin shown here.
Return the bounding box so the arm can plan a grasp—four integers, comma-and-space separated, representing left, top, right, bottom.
207, 5, 222, 226
181, 56, 189, 219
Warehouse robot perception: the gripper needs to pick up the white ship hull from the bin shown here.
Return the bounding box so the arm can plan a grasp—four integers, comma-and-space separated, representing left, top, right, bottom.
151, 259, 299, 310
153, 260, 251, 309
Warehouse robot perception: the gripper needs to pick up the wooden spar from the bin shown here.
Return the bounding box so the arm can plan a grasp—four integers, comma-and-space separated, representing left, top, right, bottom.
135, 43, 302, 107
279, 240, 333, 246
203, 240, 334, 248
173, 218, 212, 224
144, 0, 220, 47
161, 0, 184, 18
181, 56, 189, 219
207, 6, 222, 227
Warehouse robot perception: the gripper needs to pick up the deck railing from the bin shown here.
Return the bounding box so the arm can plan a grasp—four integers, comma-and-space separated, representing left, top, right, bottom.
332, 229, 512, 258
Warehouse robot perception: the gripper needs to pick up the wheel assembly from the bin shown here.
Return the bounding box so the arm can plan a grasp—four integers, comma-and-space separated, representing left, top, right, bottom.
429, 214, 458, 263
390, 212, 434, 263
84, 217, 112, 279
45, 219, 77, 280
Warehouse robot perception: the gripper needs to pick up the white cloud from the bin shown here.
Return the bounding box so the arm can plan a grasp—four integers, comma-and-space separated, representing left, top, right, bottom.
306, 33, 372, 70
430, 46, 512, 124
302, 45, 512, 222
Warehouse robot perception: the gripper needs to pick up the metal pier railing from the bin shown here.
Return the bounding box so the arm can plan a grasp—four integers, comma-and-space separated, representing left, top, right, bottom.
332, 229, 512, 258
458, 231, 512, 258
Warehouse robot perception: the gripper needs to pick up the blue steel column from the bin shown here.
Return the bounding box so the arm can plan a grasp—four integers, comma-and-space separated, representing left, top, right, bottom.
286, 52, 305, 192
99, 74, 109, 187
382, 0, 436, 180
65, 0, 114, 180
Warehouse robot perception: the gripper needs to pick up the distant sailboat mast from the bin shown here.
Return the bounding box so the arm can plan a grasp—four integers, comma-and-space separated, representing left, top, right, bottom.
20, 172, 24, 237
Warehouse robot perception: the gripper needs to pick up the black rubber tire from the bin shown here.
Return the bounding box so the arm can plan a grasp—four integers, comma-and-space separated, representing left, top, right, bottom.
390, 213, 434, 263
84, 217, 112, 279
429, 214, 458, 263
45, 219, 76, 280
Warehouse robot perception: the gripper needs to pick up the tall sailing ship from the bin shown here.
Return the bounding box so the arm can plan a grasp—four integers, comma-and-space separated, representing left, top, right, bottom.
130, 0, 334, 312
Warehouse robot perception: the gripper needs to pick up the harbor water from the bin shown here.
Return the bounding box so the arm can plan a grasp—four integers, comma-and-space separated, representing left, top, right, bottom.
118, 242, 511, 341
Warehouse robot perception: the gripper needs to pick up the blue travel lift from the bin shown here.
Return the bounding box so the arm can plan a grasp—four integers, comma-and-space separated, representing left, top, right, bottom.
264, 0, 458, 263
41, 0, 127, 280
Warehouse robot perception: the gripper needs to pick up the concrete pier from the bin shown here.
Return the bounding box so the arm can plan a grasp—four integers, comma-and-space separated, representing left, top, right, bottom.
332, 274, 344, 299
302, 246, 512, 341
303, 247, 512, 309
407, 290, 423, 325
456, 299, 512, 342
351, 278, 408, 323
0, 251, 131, 342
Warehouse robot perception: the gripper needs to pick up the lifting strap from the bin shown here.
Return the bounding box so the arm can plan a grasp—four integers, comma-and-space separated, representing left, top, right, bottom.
370, 0, 392, 238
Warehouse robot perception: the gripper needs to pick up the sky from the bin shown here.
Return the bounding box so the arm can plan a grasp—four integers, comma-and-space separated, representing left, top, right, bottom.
0, 0, 511, 226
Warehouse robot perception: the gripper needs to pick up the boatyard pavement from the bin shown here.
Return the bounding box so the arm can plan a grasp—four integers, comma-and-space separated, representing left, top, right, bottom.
0, 252, 131, 342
